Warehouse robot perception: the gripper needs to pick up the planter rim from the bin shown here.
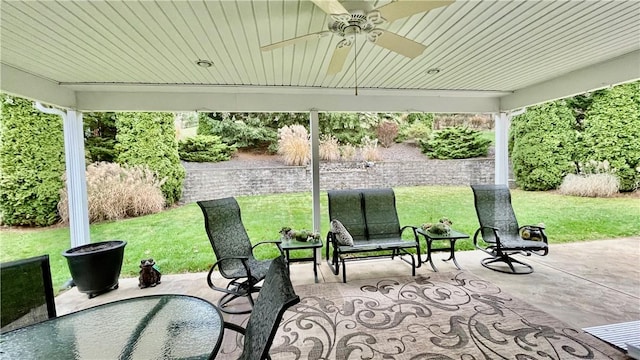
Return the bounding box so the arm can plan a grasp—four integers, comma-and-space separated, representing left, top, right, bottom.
62, 240, 127, 257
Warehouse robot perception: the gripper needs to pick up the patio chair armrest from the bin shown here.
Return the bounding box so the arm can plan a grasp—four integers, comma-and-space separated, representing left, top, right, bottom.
400, 225, 420, 244
223, 321, 246, 336
473, 226, 500, 244
207, 256, 251, 288
252, 240, 284, 256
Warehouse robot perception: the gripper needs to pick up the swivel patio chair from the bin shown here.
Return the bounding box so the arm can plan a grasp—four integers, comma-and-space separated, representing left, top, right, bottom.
198, 197, 283, 314
471, 185, 549, 274
222, 255, 300, 360
1, 255, 57, 333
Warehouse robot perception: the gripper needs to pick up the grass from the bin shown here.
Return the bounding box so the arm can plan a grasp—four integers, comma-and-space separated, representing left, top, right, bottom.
1, 186, 639, 293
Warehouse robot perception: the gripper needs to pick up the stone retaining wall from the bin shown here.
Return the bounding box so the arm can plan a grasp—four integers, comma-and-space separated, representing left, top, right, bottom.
181, 159, 494, 204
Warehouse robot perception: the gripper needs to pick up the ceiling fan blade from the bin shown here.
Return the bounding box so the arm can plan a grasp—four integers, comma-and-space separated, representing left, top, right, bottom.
261, 31, 331, 51
369, 30, 426, 59
377, 0, 454, 22
310, 0, 349, 15
327, 40, 353, 75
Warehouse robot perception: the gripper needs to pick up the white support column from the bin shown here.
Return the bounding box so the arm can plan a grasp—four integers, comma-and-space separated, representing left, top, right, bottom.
310, 110, 321, 264
494, 112, 510, 186
35, 103, 90, 248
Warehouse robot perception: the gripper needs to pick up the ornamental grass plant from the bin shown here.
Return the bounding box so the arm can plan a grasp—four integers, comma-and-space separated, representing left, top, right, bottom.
58, 162, 165, 223
319, 135, 341, 161
278, 125, 310, 166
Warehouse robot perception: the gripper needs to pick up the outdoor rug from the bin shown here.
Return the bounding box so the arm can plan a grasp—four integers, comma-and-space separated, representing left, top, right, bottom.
220, 271, 625, 359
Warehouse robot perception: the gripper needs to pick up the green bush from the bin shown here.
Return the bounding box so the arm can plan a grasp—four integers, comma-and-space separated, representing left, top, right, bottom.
419, 126, 490, 159
0, 95, 65, 226
84, 112, 117, 163
318, 113, 377, 145
198, 112, 277, 151
510, 101, 576, 191
115, 112, 185, 205
178, 135, 236, 162
581, 81, 640, 191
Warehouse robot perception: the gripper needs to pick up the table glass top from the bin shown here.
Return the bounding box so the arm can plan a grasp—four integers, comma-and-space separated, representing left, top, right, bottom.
417, 228, 469, 239
0, 295, 222, 360
280, 238, 323, 249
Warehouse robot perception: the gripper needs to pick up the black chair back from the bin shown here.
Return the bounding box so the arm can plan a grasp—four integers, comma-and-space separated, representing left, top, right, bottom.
239, 256, 300, 360
471, 184, 520, 244
1, 255, 56, 333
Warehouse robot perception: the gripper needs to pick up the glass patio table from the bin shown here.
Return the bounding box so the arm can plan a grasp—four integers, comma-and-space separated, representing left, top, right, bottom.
0, 294, 223, 360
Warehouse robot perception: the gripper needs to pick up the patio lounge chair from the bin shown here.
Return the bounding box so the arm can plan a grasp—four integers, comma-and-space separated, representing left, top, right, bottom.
198, 197, 283, 314
471, 185, 549, 274
1, 255, 57, 333
222, 255, 300, 360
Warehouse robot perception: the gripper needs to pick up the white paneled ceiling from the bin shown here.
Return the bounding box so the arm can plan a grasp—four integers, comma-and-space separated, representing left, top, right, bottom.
1, 0, 639, 112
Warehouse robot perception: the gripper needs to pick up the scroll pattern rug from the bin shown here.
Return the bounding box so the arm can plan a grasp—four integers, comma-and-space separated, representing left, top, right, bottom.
263, 272, 624, 359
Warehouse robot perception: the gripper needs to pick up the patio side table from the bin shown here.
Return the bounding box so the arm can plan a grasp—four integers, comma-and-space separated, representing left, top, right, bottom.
280, 239, 323, 283
417, 228, 469, 272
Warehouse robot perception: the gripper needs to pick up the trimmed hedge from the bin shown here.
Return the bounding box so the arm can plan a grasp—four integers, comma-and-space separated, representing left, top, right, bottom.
582, 81, 640, 191
0, 95, 65, 226
510, 101, 576, 191
115, 112, 185, 205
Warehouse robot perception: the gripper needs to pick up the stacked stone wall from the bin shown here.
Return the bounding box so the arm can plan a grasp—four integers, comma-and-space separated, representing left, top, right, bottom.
181, 159, 494, 204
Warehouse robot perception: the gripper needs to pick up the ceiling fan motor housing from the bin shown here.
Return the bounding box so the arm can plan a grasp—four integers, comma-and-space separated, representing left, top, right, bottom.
329, 11, 384, 38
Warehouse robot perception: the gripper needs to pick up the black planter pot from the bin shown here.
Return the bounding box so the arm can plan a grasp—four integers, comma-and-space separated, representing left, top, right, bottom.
62, 240, 127, 299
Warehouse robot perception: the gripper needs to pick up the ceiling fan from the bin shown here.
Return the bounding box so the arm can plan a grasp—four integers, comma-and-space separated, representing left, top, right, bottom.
260, 0, 453, 75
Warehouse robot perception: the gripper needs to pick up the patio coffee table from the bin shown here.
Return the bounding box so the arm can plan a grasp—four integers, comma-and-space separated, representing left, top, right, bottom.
417, 228, 469, 272
1, 294, 223, 359
281, 238, 323, 283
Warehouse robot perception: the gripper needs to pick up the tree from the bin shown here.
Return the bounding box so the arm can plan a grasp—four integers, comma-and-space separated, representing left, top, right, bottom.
84, 112, 117, 163
510, 101, 576, 191
582, 81, 640, 191
115, 112, 185, 205
0, 95, 65, 225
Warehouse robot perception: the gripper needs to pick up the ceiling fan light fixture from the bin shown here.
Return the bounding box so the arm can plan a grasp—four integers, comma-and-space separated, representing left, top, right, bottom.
426, 68, 441, 75
196, 59, 213, 68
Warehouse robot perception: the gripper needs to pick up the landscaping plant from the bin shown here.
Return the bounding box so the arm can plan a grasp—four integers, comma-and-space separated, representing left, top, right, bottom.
278, 125, 310, 166
58, 162, 165, 223
178, 135, 236, 162
116, 112, 185, 205
419, 126, 490, 159
581, 81, 640, 192
319, 135, 341, 161
376, 121, 399, 148
509, 101, 575, 191
0, 95, 65, 226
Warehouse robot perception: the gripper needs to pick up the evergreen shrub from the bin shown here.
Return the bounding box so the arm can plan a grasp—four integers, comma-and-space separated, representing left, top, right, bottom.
510, 101, 575, 191
0, 95, 64, 226
419, 126, 490, 159
581, 81, 640, 191
115, 112, 185, 205
178, 135, 236, 162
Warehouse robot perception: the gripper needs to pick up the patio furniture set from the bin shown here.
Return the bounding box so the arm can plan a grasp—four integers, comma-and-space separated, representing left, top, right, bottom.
1, 185, 548, 358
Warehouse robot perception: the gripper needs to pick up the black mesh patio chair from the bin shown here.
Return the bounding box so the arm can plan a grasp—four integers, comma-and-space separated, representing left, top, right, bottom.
222, 255, 300, 360
1, 255, 57, 333
471, 185, 549, 274
198, 197, 283, 314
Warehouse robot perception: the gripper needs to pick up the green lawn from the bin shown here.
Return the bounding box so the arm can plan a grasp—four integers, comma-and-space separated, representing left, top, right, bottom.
2, 185, 639, 293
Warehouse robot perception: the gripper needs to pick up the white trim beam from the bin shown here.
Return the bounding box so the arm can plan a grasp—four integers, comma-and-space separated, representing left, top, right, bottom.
2, 64, 76, 109
310, 110, 321, 265
75, 91, 500, 113
500, 50, 640, 112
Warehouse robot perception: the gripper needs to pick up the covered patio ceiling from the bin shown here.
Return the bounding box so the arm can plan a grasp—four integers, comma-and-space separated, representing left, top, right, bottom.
1, 0, 639, 113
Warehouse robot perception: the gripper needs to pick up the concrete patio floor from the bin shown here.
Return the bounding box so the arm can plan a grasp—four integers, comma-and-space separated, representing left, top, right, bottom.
55, 237, 640, 332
